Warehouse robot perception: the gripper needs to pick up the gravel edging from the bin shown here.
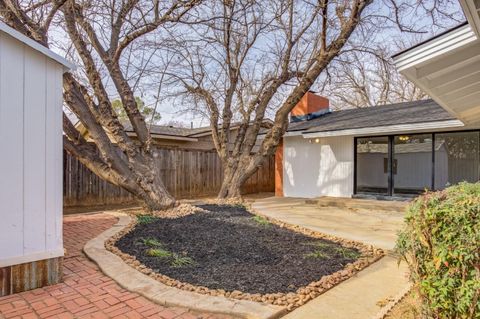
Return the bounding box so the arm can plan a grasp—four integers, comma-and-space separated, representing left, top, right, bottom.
84, 211, 286, 319
371, 283, 413, 319
106, 205, 385, 312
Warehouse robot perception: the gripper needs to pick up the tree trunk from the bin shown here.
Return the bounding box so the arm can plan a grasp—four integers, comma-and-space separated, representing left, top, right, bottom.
137, 178, 176, 211
217, 156, 262, 199
217, 170, 244, 199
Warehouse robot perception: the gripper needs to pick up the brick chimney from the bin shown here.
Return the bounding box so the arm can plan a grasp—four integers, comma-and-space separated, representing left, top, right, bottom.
290, 91, 329, 122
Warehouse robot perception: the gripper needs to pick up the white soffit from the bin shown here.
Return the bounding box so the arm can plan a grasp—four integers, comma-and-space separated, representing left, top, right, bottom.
393, 23, 480, 124
460, 0, 480, 37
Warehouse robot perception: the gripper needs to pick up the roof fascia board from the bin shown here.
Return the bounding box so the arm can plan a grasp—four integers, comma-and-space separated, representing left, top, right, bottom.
126, 132, 198, 142
0, 21, 75, 71
460, 0, 480, 37
301, 120, 465, 138
394, 25, 477, 71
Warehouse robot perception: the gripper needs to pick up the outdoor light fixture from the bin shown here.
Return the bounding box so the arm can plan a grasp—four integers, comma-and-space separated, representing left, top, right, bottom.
315, 138, 320, 143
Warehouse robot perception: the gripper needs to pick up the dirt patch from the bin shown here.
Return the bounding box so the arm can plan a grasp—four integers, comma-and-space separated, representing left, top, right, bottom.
117, 204, 361, 294
110, 204, 383, 310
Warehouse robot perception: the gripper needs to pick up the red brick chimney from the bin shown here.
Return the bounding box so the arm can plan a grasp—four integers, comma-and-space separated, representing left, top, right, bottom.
290, 91, 329, 122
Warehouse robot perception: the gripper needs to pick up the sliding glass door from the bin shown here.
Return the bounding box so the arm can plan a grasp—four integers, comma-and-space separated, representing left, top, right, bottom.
355, 130, 480, 196
356, 136, 389, 195
393, 134, 433, 195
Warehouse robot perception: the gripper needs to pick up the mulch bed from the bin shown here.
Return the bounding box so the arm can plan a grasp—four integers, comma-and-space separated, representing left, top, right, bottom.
109, 204, 384, 310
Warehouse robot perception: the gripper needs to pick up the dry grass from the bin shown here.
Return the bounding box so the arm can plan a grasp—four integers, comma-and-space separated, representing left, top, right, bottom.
384, 291, 421, 319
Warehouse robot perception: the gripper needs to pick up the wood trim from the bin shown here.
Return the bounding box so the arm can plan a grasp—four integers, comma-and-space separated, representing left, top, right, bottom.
0, 256, 63, 297
275, 139, 284, 197
0, 248, 64, 268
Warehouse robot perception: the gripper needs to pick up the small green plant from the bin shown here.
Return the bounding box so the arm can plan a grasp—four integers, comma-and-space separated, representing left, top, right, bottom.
137, 214, 157, 224
171, 255, 195, 268
304, 251, 329, 259
396, 182, 480, 319
334, 247, 361, 259
139, 237, 162, 247
252, 215, 270, 226
145, 248, 172, 258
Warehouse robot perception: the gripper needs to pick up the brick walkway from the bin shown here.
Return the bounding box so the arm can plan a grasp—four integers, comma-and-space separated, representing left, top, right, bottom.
0, 213, 232, 319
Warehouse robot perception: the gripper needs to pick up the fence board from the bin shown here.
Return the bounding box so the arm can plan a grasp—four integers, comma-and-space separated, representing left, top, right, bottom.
63, 148, 275, 208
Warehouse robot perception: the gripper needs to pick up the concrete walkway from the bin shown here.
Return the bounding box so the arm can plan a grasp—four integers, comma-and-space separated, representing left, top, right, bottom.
252, 197, 410, 319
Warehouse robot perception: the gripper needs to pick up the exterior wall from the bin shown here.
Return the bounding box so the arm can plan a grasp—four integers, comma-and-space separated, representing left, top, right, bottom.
283, 135, 354, 198
0, 31, 64, 268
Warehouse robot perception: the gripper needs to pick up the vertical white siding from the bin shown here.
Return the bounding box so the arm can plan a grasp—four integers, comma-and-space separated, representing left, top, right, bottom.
283, 135, 354, 198
0, 32, 25, 258
0, 32, 64, 267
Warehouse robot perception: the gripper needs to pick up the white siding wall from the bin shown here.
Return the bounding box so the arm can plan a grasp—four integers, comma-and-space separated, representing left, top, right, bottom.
283, 135, 354, 198
0, 31, 64, 267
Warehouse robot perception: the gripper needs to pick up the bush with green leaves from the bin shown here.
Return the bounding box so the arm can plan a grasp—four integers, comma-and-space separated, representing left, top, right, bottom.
396, 182, 480, 319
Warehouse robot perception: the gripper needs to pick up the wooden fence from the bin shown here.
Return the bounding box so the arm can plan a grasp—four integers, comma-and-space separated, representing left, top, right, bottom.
63, 148, 275, 208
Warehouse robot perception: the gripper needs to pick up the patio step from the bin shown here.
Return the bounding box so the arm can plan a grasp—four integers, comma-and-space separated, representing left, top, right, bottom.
307, 197, 409, 213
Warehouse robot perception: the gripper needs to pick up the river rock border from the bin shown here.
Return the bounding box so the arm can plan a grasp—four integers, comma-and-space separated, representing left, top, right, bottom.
84, 212, 286, 319
105, 204, 385, 312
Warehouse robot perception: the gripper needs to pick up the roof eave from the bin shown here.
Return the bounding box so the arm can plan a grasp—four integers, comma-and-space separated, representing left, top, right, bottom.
301, 119, 465, 138
0, 21, 76, 71
460, 0, 480, 37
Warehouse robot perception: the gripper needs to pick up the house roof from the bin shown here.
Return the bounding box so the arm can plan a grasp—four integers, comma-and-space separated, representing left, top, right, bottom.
287, 99, 458, 134
123, 123, 210, 137
0, 21, 75, 70
120, 119, 273, 141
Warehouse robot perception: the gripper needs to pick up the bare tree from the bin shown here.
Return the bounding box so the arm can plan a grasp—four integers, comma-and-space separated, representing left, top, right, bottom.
321, 46, 428, 110
162, 0, 377, 198
0, 0, 199, 210
160, 0, 462, 199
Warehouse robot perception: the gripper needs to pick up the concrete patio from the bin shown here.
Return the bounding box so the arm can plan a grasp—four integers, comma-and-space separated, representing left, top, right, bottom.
252, 196, 411, 319
252, 196, 408, 251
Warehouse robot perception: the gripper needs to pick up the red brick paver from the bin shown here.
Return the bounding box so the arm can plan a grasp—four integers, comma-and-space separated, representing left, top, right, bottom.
0, 213, 233, 319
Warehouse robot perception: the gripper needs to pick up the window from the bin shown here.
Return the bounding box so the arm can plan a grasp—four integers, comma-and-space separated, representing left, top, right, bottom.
434, 132, 480, 189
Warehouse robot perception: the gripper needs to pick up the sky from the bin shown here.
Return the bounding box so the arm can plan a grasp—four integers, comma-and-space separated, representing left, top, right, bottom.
52, 0, 465, 129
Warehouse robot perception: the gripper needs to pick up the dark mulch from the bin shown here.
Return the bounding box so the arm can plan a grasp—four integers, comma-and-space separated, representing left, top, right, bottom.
116, 204, 361, 294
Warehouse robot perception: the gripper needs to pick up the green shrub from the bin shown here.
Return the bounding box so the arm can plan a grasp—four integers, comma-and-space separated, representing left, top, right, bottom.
396, 182, 480, 319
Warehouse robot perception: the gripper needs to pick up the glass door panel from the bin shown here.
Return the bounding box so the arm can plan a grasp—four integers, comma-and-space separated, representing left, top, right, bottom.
356, 136, 389, 195
434, 131, 480, 189
393, 134, 433, 195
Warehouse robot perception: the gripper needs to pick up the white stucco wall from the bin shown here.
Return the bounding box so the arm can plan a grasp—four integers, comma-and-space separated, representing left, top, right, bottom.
283, 135, 354, 198
0, 31, 64, 267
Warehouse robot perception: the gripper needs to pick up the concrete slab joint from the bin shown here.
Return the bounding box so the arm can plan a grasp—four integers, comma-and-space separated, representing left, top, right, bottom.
83, 212, 286, 319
